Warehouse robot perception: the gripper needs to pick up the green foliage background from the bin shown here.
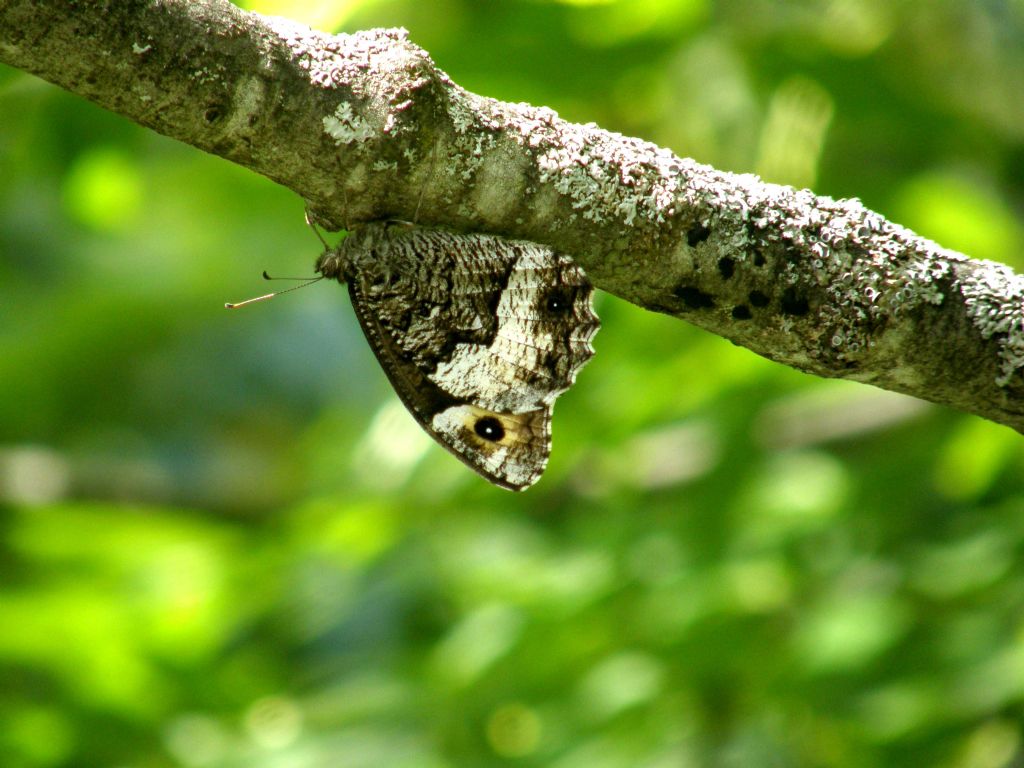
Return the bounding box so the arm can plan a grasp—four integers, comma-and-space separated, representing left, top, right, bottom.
4, 1, 1024, 766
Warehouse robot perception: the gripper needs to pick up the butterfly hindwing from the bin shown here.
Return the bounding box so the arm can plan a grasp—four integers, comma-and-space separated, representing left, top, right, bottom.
317, 222, 599, 491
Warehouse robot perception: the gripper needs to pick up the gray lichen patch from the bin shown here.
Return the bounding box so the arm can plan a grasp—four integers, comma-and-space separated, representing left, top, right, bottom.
960, 260, 1024, 386
492, 100, 694, 228
439, 93, 501, 192
793, 203, 957, 364
686, 173, 1024, 396
322, 102, 376, 144
268, 23, 435, 157
702, 181, 961, 366
272, 21, 414, 93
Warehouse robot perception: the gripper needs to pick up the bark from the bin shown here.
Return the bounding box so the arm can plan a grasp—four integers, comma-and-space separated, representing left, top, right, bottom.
3, 0, 1024, 431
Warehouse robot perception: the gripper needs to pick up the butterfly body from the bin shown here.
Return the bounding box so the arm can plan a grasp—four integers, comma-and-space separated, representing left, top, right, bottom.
316, 222, 599, 490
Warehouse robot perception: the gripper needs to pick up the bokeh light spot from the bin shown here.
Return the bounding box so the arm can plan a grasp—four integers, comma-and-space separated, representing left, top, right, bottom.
62, 147, 142, 232
486, 703, 542, 758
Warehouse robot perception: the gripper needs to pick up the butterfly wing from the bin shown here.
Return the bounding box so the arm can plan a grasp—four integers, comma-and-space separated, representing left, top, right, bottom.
335, 224, 599, 490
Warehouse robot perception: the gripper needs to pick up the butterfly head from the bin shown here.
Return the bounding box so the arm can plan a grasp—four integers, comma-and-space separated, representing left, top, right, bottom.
315, 247, 347, 283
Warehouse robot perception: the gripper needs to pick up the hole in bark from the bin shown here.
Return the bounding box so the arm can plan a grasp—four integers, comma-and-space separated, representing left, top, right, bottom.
717, 257, 735, 280
687, 224, 711, 247
748, 290, 770, 307
674, 285, 715, 309
780, 287, 809, 316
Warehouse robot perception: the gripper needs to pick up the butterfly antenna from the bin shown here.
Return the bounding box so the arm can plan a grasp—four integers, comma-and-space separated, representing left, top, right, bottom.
225, 275, 323, 309
304, 207, 332, 249
261, 270, 316, 281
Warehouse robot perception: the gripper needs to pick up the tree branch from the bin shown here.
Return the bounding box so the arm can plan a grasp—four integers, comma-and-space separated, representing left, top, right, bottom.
4, 0, 1024, 431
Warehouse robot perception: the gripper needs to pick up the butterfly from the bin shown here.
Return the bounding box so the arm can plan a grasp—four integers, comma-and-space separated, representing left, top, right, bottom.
315, 222, 599, 490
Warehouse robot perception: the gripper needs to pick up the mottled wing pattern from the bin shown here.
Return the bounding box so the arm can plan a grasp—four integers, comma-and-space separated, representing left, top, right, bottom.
316, 222, 599, 490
